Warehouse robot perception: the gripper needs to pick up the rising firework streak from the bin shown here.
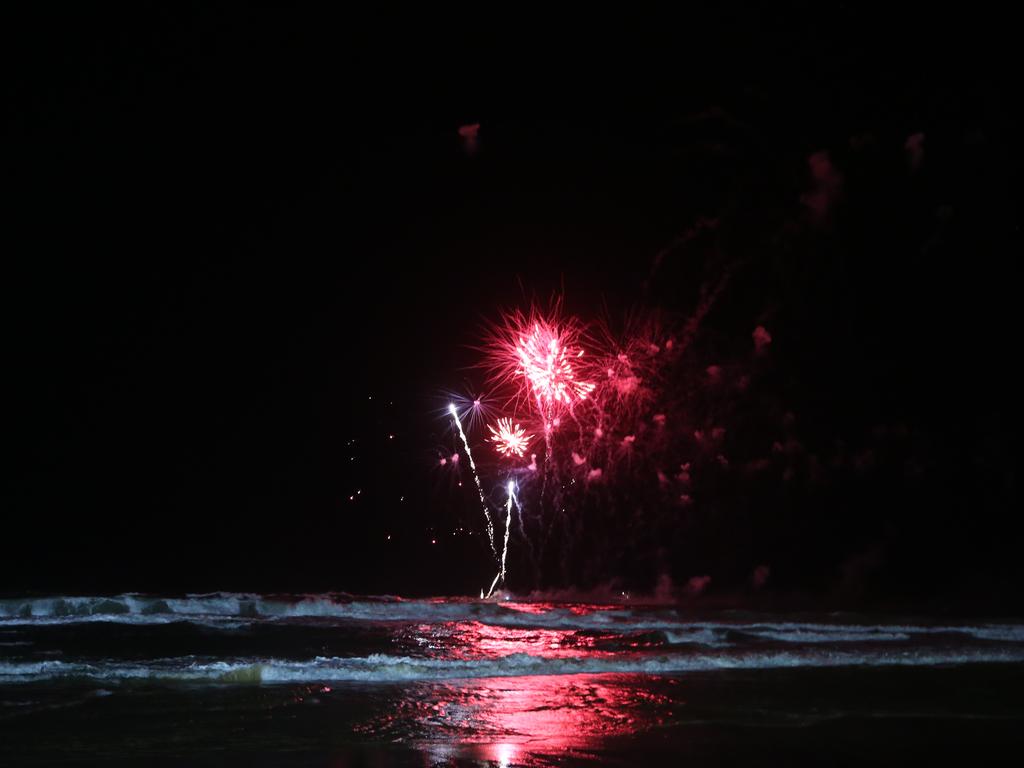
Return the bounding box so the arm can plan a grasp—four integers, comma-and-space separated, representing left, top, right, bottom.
486, 480, 517, 598
449, 403, 497, 559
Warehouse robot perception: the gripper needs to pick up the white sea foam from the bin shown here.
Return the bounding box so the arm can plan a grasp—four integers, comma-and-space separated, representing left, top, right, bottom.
661, 628, 729, 646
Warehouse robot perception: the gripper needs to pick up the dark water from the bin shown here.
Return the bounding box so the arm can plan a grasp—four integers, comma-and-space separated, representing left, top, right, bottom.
2, 594, 1023, 765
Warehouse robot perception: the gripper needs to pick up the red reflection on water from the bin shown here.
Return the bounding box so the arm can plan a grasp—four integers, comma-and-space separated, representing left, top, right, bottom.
433, 621, 609, 660
364, 674, 674, 766
501, 602, 620, 616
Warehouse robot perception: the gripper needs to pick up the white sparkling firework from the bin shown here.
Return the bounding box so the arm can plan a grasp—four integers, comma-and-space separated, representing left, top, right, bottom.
487, 417, 533, 457
449, 403, 497, 559
486, 480, 517, 599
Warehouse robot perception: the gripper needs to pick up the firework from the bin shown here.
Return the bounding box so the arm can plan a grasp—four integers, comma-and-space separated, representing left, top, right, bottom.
440, 389, 498, 433
483, 306, 596, 415
486, 480, 517, 598
449, 403, 497, 559
514, 322, 595, 408
453, 280, 745, 593
487, 417, 533, 457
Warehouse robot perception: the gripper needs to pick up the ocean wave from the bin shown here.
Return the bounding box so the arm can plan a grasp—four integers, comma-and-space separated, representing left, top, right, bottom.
3, 595, 1023, 646
2, 647, 1023, 686
724, 629, 912, 643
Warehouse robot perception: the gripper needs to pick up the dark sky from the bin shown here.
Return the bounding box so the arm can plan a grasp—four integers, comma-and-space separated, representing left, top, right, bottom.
3, 7, 1020, 608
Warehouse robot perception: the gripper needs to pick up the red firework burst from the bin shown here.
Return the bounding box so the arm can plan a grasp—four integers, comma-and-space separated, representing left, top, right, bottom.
483, 306, 595, 413
515, 322, 595, 406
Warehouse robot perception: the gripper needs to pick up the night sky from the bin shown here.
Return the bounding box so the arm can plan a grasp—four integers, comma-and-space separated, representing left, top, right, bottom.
3, 7, 1020, 610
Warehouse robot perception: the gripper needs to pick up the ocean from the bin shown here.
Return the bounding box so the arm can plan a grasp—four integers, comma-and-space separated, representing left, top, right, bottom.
2, 594, 1023, 765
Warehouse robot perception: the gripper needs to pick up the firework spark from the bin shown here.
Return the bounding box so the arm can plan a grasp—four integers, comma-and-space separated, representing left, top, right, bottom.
440, 390, 498, 433
488, 417, 533, 457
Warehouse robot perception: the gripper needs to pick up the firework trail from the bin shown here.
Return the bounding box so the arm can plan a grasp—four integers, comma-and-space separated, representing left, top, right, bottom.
675, 263, 738, 356
449, 403, 497, 559
486, 480, 517, 598
510, 477, 538, 578
501, 481, 517, 587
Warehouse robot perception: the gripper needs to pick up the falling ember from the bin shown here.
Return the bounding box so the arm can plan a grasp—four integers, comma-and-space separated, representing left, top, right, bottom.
488, 417, 533, 458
